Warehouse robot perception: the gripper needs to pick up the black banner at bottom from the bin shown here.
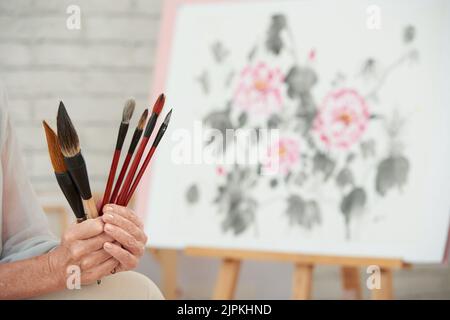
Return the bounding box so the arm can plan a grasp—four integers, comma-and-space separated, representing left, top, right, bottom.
2, 300, 447, 318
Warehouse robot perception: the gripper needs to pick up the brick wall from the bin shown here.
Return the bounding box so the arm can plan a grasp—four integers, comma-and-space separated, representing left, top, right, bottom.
1, 0, 449, 299
0, 0, 161, 192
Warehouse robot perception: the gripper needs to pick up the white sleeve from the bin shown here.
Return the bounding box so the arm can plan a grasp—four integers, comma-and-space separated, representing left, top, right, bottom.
0, 86, 59, 263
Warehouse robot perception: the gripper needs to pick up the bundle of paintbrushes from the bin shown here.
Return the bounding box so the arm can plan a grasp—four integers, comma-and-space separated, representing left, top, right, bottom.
43, 94, 172, 222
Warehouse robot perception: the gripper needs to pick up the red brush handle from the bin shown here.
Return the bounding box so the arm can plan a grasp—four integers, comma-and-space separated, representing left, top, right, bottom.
101, 150, 121, 213
109, 153, 132, 204
123, 146, 156, 206
116, 137, 149, 205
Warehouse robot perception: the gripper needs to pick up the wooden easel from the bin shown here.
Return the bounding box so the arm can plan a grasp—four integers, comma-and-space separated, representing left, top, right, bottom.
149, 248, 179, 299
185, 247, 410, 300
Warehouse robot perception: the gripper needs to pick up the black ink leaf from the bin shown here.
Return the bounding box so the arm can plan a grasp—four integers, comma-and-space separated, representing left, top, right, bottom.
336, 168, 354, 188
285, 65, 318, 99
286, 194, 304, 225
403, 25, 415, 44
211, 41, 229, 63
203, 104, 234, 150
266, 35, 283, 55
376, 156, 410, 196
360, 58, 377, 78
221, 197, 257, 235
215, 166, 258, 235
340, 187, 367, 239
341, 188, 366, 217
257, 164, 263, 176
360, 140, 376, 158
270, 178, 278, 188
267, 114, 282, 129
313, 152, 336, 181
271, 14, 287, 31
265, 14, 287, 55
346, 153, 356, 163
286, 195, 321, 229
294, 110, 316, 136
213, 185, 226, 204
238, 112, 248, 127
186, 184, 199, 204
303, 200, 322, 229
196, 71, 210, 94
248, 45, 258, 62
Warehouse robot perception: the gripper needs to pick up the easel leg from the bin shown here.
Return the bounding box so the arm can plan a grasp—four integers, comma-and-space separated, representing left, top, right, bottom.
341, 266, 362, 300
213, 258, 241, 300
150, 249, 178, 299
371, 268, 394, 300
292, 264, 314, 300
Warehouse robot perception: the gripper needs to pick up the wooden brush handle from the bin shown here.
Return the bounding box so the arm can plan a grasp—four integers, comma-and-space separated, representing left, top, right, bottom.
83, 198, 99, 218
110, 153, 132, 204
124, 146, 156, 206
101, 150, 121, 211
117, 138, 148, 204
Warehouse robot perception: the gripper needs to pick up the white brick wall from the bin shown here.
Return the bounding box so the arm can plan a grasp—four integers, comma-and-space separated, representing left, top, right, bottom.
1, 0, 448, 300
0, 0, 160, 192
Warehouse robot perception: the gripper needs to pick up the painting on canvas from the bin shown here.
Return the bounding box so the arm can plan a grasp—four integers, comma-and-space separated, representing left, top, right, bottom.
137, 0, 450, 263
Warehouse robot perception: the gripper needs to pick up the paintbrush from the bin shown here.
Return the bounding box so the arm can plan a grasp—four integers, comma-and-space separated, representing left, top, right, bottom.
43, 121, 87, 223
57, 101, 98, 219
100, 99, 135, 212
116, 94, 165, 204
121, 109, 172, 206
109, 109, 148, 204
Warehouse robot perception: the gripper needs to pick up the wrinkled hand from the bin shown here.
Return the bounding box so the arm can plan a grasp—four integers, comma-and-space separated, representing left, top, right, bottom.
49, 218, 118, 286
101, 204, 147, 273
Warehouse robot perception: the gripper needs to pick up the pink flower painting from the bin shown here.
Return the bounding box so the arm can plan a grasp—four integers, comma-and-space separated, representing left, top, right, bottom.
314, 88, 369, 149
265, 137, 300, 175
195, 13, 414, 237
233, 62, 284, 115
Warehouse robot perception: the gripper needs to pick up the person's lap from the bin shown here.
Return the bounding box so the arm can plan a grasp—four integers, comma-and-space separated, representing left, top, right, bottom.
31, 272, 164, 300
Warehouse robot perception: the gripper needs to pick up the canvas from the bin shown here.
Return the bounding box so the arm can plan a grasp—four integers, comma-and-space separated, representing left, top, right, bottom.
137, 0, 450, 263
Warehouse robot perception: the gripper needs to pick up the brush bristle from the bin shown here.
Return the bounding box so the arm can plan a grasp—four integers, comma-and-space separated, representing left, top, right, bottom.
57, 101, 80, 158
152, 93, 165, 115
43, 121, 66, 173
163, 109, 172, 125
138, 109, 149, 130
122, 98, 135, 124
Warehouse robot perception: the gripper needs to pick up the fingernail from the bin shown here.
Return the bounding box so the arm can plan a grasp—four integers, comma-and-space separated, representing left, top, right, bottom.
106, 214, 114, 221
103, 205, 113, 213
105, 224, 113, 232
104, 242, 112, 249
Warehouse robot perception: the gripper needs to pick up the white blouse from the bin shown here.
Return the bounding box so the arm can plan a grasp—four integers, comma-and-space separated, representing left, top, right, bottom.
0, 85, 59, 263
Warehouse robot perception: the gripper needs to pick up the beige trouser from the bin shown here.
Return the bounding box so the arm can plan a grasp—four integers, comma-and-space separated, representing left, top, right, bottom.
32, 271, 164, 300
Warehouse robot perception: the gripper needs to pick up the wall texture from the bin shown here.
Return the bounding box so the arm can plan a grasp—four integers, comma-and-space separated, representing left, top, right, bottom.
0, 0, 160, 192
0, 0, 449, 299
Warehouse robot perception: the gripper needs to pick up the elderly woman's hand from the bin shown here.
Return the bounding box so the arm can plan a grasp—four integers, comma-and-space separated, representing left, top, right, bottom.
49, 218, 119, 286
101, 204, 147, 273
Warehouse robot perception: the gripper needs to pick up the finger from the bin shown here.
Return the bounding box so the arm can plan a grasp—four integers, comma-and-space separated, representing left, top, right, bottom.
103, 242, 139, 270
80, 249, 112, 270
81, 257, 119, 285
102, 212, 147, 243
103, 204, 143, 229
63, 218, 104, 242
70, 233, 114, 260
104, 223, 144, 257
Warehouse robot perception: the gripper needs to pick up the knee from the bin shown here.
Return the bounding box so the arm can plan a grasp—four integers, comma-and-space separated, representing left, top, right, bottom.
30, 271, 164, 300
116, 271, 165, 300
